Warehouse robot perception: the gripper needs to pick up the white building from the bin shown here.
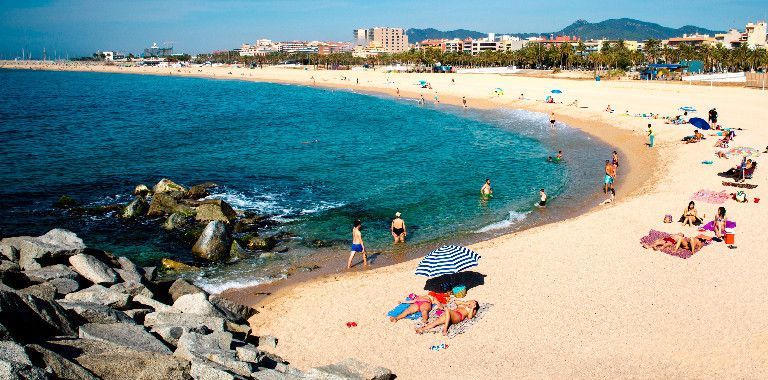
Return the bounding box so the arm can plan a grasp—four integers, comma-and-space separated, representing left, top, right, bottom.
352, 27, 409, 53
742, 21, 767, 49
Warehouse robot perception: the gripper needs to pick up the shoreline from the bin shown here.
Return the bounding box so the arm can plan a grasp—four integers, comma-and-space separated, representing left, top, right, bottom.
0, 62, 655, 309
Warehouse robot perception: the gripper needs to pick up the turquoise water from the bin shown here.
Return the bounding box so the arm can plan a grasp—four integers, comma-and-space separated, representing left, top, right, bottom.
0, 69, 607, 291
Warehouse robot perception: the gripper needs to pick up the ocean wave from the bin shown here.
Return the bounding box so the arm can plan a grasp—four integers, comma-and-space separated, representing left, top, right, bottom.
194, 273, 287, 294
475, 210, 530, 233
205, 188, 345, 219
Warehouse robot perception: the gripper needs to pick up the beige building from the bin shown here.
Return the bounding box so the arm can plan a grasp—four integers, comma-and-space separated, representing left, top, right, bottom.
353, 27, 409, 53
742, 22, 767, 49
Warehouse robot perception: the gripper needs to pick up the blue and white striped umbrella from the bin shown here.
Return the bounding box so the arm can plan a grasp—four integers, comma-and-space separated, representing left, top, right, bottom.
415, 245, 481, 278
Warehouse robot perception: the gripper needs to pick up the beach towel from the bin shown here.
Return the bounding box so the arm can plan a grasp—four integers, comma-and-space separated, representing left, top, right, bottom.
691, 189, 730, 204
414, 301, 492, 339
723, 181, 758, 189
639, 230, 712, 259
701, 220, 736, 231
387, 300, 424, 320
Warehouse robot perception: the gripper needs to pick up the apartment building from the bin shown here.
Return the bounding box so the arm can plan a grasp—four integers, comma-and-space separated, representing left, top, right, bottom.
352, 27, 409, 53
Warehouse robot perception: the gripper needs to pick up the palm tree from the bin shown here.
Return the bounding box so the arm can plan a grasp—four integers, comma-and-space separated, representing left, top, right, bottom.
644, 39, 661, 64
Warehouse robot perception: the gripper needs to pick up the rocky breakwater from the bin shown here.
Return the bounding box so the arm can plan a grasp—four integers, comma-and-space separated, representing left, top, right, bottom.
0, 229, 394, 379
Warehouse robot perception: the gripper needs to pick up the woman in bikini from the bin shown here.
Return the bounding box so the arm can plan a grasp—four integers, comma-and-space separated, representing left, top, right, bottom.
390, 293, 443, 323
713, 206, 727, 239
680, 201, 703, 226
416, 300, 479, 336
390, 212, 407, 243
643, 233, 704, 253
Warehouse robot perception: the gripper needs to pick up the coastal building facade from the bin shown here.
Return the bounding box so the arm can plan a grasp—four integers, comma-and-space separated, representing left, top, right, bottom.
352, 27, 409, 53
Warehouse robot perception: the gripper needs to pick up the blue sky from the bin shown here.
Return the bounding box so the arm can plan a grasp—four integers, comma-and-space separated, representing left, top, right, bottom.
0, 0, 765, 58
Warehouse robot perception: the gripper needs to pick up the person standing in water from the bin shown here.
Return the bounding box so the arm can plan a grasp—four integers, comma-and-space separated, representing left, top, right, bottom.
390, 212, 407, 243
419, 94, 425, 105
347, 219, 367, 269
538, 189, 547, 207
604, 160, 616, 194
550, 112, 556, 128
556, 150, 563, 161
480, 179, 493, 198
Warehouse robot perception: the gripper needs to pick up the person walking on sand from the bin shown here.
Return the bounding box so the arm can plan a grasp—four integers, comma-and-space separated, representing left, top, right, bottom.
396, 87, 400, 97
434, 93, 439, 104
419, 94, 425, 105
550, 112, 556, 128
612, 150, 619, 174
347, 219, 367, 269
604, 160, 616, 193
462, 96, 467, 108
647, 124, 655, 147
480, 178, 493, 198
391, 212, 407, 243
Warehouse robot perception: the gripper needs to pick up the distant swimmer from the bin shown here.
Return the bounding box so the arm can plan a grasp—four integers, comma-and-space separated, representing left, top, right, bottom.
538, 188, 547, 207
347, 219, 367, 269
391, 212, 407, 243
556, 150, 563, 161
480, 178, 493, 199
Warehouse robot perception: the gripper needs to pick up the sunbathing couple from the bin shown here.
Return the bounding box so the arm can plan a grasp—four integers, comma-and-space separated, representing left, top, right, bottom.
643, 233, 708, 253
389, 293, 479, 336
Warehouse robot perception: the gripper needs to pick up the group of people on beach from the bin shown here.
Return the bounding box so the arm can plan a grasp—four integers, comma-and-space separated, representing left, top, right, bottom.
389, 292, 480, 336
347, 212, 408, 269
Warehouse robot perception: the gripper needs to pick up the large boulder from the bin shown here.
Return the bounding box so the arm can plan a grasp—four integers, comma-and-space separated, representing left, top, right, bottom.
209, 295, 258, 324
148, 192, 194, 217
64, 285, 129, 309
192, 221, 231, 262
184, 182, 217, 200
168, 278, 204, 302
133, 295, 178, 313
306, 358, 394, 380
18, 282, 57, 301
189, 360, 238, 380
23, 264, 78, 283
173, 293, 221, 316
245, 235, 276, 251
0, 243, 19, 261
110, 281, 153, 298
195, 200, 237, 224
160, 258, 199, 273
163, 212, 193, 231
2, 229, 86, 270
0, 341, 47, 380
58, 301, 135, 324
69, 254, 118, 284
25, 344, 99, 380
79, 323, 172, 354
228, 241, 248, 263
114, 256, 144, 284
121, 196, 149, 219
133, 184, 151, 196
0, 286, 78, 341
49, 277, 81, 295
175, 331, 251, 377
153, 179, 187, 194
144, 312, 225, 333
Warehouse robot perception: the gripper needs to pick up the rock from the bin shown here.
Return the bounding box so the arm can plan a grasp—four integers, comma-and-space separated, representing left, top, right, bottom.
152, 324, 211, 347
25, 344, 100, 380
228, 241, 248, 262
48, 338, 190, 380
224, 322, 250, 335
124, 308, 152, 324
153, 179, 187, 194
168, 278, 204, 302
148, 192, 194, 217
306, 358, 393, 380
195, 200, 237, 224
0, 341, 48, 380
0, 259, 20, 272
2, 229, 86, 270
142, 266, 157, 282
54, 195, 79, 208
175, 331, 251, 377
69, 253, 118, 284
134, 184, 151, 196
209, 295, 258, 324
144, 312, 225, 333
133, 295, 178, 313
185, 183, 217, 200
18, 282, 57, 300
121, 196, 149, 219
110, 281, 153, 298
59, 301, 135, 324
235, 345, 262, 363
257, 335, 278, 349
253, 368, 305, 380
0, 243, 19, 261
0, 286, 77, 341
0, 341, 32, 366
70, 204, 124, 216
160, 258, 199, 273
173, 293, 221, 316
115, 268, 142, 284
23, 264, 78, 282
246, 236, 276, 251
79, 323, 172, 354
163, 212, 193, 231
64, 285, 129, 309
192, 221, 231, 262
49, 277, 81, 295
189, 360, 237, 380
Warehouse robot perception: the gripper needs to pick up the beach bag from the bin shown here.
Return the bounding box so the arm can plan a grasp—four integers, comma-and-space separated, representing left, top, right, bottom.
735, 191, 747, 203
664, 215, 673, 223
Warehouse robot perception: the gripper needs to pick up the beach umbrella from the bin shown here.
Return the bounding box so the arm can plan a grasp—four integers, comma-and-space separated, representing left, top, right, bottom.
550, 89, 562, 94
415, 245, 480, 278
689, 117, 710, 130
680, 106, 696, 112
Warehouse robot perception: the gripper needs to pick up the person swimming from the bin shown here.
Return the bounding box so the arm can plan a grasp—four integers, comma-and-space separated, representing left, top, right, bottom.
556, 150, 563, 161
480, 179, 493, 198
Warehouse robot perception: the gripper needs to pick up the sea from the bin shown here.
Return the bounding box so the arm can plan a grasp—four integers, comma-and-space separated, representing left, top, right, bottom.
0, 69, 610, 292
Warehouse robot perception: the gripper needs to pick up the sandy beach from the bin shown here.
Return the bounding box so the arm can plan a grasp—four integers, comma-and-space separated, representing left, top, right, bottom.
5, 61, 768, 378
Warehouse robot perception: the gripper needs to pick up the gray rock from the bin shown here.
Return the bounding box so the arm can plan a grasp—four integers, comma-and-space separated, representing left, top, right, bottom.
0, 358, 47, 380
210, 294, 258, 324
69, 253, 117, 285
118, 256, 139, 272
152, 324, 202, 347
0, 341, 32, 366
306, 358, 393, 380
235, 345, 263, 363
115, 256, 144, 283
134, 184, 151, 196
142, 266, 157, 282
245, 236, 276, 251
148, 192, 194, 217
190, 359, 238, 380
121, 196, 149, 219
0, 242, 19, 261
133, 295, 178, 313
168, 278, 204, 302
153, 178, 187, 194
18, 282, 57, 301
79, 323, 171, 354
253, 368, 305, 380
192, 221, 232, 262
195, 200, 237, 224
64, 285, 129, 309
162, 212, 193, 231
174, 293, 221, 316
124, 308, 152, 324
145, 312, 225, 333
0, 286, 77, 340
25, 344, 99, 380
23, 264, 78, 283
2, 229, 86, 270
49, 277, 81, 295
258, 335, 278, 349
225, 321, 250, 335
0, 259, 20, 272
110, 281, 153, 298
176, 331, 251, 377
185, 183, 216, 200
58, 301, 135, 324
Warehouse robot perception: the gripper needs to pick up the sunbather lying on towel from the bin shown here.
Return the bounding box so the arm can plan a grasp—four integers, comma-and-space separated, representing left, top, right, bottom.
390, 293, 443, 323
416, 300, 479, 336
642, 233, 704, 254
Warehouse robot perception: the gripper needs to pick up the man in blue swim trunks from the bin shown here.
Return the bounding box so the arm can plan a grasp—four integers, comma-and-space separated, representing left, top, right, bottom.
604, 160, 616, 194
347, 219, 367, 269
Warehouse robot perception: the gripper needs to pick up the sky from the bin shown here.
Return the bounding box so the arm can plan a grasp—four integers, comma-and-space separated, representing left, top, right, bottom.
0, 0, 766, 58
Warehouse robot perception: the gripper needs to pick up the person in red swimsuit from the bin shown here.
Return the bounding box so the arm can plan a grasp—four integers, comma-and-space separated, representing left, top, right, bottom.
416, 300, 479, 336
390, 293, 443, 323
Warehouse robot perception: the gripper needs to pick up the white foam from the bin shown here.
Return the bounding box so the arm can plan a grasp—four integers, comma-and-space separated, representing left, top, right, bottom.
194, 274, 287, 295
475, 210, 530, 233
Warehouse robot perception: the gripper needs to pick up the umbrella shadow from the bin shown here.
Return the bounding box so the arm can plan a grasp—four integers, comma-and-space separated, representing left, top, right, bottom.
423, 271, 486, 293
